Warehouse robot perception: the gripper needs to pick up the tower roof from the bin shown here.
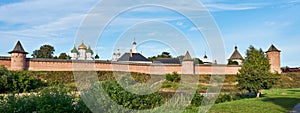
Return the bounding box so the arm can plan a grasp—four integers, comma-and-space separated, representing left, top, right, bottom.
204, 54, 208, 59
86, 46, 93, 54
183, 51, 193, 61
8, 41, 28, 54
229, 46, 243, 60
71, 45, 78, 53
78, 42, 87, 50
266, 44, 281, 52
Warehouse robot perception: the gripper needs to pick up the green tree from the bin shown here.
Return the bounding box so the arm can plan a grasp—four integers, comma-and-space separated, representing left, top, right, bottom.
148, 52, 172, 61
194, 58, 204, 64
228, 60, 239, 65
58, 53, 68, 59
237, 46, 279, 98
32, 45, 55, 58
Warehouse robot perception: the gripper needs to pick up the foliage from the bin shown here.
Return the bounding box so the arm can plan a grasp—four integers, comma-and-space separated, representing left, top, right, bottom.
190, 92, 204, 107
0, 66, 44, 93
228, 60, 239, 65
0, 87, 91, 113
148, 52, 172, 61
194, 58, 204, 64
237, 46, 279, 95
166, 72, 181, 82
31, 45, 55, 58
58, 53, 70, 59
101, 80, 165, 110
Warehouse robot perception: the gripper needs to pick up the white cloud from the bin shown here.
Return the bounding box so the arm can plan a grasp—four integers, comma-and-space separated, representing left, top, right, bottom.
189, 26, 205, 31
204, 3, 262, 11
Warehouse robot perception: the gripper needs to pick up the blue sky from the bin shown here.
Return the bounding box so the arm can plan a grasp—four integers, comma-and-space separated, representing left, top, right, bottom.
0, 0, 299, 67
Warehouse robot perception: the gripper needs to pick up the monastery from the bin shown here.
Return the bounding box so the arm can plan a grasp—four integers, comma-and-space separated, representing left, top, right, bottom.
0, 40, 282, 74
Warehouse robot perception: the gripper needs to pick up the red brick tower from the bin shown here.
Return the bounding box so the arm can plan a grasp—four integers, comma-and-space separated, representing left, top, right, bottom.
8, 41, 28, 70
266, 45, 281, 73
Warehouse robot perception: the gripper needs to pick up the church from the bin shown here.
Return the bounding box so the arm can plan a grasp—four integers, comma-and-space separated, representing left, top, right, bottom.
70, 42, 94, 60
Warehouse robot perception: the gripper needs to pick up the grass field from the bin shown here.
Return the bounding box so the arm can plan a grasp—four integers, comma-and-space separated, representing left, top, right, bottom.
203, 88, 300, 113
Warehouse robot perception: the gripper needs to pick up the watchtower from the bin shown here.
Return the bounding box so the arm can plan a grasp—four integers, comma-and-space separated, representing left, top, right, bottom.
266, 44, 281, 73
8, 41, 28, 70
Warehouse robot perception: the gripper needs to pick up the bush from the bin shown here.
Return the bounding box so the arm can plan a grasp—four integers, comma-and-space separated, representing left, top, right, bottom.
0, 66, 44, 93
0, 87, 91, 113
191, 93, 204, 107
166, 72, 181, 82
102, 80, 165, 110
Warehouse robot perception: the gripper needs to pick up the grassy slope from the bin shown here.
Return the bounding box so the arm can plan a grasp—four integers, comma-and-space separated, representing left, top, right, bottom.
206, 88, 300, 113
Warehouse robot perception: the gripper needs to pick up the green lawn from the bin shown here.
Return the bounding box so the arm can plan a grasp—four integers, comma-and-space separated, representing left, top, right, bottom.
205, 88, 300, 113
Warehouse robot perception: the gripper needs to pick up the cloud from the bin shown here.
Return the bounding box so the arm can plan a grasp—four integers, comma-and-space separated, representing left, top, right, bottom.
204, 3, 262, 11
189, 26, 205, 31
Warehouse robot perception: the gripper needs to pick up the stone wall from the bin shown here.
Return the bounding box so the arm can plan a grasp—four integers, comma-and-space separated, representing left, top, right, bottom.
0, 58, 242, 74
0, 57, 11, 69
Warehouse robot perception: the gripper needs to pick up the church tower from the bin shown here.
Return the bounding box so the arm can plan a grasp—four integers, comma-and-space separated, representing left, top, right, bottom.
78, 42, 87, 60
132, 39, 137, 53
266, 44, 281, 73
8, 41, 28, 70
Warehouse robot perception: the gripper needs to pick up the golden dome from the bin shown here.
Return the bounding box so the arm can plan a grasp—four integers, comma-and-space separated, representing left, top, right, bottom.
78, 42, 87, 50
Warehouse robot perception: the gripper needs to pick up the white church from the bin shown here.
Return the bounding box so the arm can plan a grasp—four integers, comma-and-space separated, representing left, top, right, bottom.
70, 42, 94, 60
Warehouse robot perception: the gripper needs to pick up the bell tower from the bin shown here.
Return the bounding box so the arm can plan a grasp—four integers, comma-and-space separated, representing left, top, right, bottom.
266, 44, 281, 73
8, 41, 28, 70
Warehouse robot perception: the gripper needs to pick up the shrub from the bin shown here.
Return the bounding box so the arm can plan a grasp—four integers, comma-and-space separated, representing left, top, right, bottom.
166, 72, 181, 82
191, 93, 204, 107
102, 80, 165, 110
0, 66, 44, 93
0, 87, 91, 113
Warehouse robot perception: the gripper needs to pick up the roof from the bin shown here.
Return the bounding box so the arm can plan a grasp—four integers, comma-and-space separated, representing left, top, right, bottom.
229, 46, 243, 60
78, 42, 87, 50
8, 41, 28, 54
86, 46, 93, 54
117, 53, 150, 62
154, 58, 181, 64
266, 44, 281, 52
204, 54, 208, 59
183, 51, 193, 61
71, 46, 78, 53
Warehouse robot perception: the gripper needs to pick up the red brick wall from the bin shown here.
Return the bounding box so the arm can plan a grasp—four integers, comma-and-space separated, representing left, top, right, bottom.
0, 59, 242, 75
0, 60, 11, 70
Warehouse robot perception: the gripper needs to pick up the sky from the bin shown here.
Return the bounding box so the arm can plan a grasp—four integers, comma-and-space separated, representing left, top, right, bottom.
0, 0, 299, 67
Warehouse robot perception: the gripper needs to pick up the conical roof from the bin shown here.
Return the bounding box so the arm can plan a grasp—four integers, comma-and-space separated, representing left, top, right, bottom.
266, 44, 281, 52
8, 41, 28, 54
229, 46, 243, 60
183, 51, 193, 61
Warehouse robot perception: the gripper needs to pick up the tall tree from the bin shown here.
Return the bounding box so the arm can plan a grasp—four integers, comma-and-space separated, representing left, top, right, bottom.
31, 45, 55, 58
237, 46, 279, 98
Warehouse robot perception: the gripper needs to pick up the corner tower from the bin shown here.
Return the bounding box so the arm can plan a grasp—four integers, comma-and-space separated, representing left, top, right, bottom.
266, 44, 281, 73
8, 41, 28, 70
182, 51, 195, 74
